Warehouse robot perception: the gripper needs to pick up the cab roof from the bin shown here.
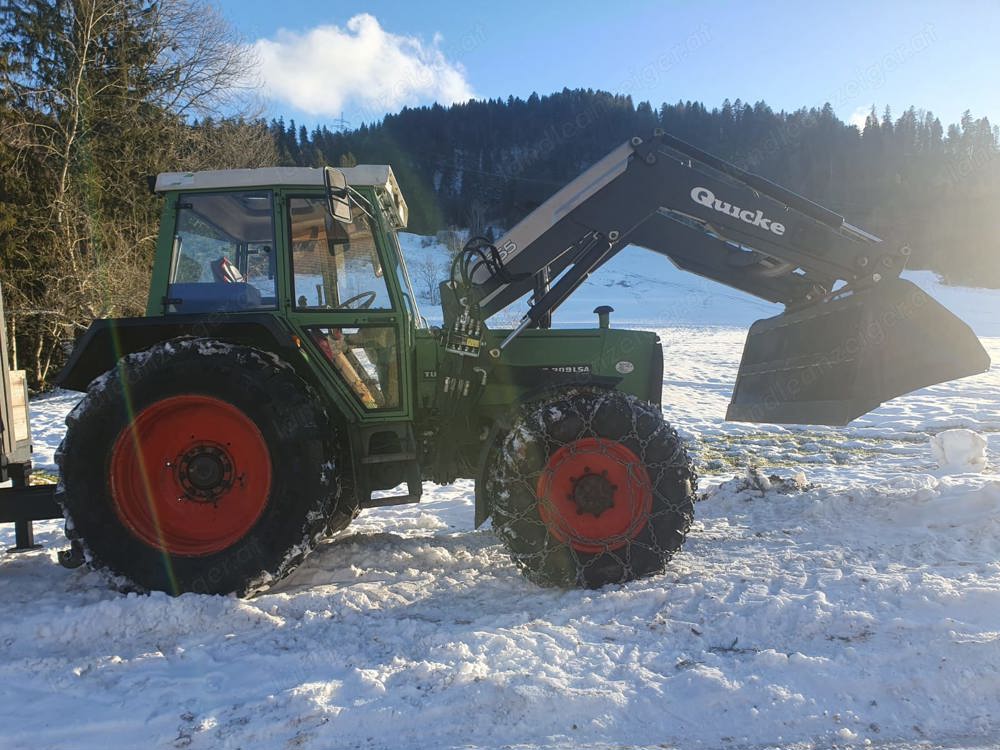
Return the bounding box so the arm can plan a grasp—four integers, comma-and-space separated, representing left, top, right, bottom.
154, 165, 408, 228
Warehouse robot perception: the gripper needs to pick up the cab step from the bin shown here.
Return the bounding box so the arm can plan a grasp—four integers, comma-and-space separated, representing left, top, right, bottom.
361, 493, 421, 509
360, 452, 417, 465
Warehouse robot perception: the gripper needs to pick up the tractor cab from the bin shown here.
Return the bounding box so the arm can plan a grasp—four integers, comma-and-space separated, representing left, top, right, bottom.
149, 166, 421, 420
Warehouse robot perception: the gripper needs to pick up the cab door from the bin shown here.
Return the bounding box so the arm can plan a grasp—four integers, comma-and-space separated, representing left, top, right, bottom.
280, 192, 412, 424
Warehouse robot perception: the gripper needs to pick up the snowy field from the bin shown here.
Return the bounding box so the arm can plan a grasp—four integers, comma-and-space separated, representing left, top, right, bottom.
2, 242, 1000, 749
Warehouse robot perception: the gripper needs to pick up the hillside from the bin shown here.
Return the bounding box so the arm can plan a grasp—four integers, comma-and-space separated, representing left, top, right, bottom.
399, 232, 1000, 336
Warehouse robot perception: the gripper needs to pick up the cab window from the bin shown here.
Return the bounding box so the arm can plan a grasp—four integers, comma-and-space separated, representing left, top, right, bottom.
307, 326, 400, 409
166, 191, 276, 313
389, 232, 422, 324
289, 197, 391, 310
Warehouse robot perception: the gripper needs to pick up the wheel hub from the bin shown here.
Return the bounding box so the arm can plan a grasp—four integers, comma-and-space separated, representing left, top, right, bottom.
109, 394, 272, 557
568, 468, 617, 517
177, 443, 235, 502
535, 437, 654, 554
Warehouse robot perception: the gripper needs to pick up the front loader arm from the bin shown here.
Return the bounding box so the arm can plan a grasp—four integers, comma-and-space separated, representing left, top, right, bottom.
460, 131, 988, 426
473, 131, 898, 323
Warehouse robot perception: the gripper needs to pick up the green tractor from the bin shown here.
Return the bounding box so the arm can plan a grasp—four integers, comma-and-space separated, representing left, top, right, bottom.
52, 133, 990, 595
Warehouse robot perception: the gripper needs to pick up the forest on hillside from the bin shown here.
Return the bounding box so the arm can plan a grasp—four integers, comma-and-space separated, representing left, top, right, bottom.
1, 1, 998, 386
271, 91, 1000, 289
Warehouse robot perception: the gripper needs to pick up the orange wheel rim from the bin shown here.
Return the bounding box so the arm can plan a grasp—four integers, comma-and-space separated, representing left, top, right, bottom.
536, 438, 653, 553
109, 395, 272, 556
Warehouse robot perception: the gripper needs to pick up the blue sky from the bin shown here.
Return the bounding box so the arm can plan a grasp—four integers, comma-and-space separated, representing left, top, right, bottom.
216, 0, 1000, 131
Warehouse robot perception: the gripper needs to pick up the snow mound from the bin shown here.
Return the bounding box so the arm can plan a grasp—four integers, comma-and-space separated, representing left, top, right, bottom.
931, 428, 988, 473
703, 466, 813, 500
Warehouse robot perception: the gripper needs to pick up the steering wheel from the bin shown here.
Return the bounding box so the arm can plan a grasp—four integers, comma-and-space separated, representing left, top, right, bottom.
335, 290, 377, 310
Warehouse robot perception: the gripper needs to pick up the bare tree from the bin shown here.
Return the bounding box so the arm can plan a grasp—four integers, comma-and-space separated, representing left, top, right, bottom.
466, 198, 488, 238
180, 118, 277, 171
147, 0, 260, 118
411, 254, 443, 305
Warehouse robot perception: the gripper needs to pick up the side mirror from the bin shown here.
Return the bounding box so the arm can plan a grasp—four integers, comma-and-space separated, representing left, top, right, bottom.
323, 167, 352, 224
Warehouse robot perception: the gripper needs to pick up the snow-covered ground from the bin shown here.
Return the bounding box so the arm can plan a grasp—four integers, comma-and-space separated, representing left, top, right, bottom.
2, 238, 1000, 750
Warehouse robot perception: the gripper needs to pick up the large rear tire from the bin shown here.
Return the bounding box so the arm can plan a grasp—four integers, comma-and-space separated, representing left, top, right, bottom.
56, 338, 344, 596
485, 388, 696, 588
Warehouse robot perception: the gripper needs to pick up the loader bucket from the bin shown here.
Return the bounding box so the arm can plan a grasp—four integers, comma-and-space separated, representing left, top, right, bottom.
726, 278, 991, 425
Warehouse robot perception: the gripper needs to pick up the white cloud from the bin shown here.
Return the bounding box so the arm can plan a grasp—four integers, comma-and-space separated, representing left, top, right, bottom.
849, 106, 871, 130
252, 14, 475, 119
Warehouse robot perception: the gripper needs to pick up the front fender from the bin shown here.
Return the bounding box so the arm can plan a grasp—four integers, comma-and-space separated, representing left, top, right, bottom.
57, 314, 299, 392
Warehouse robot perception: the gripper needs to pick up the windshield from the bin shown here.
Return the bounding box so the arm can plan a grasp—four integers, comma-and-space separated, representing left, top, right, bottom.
288, 196, 392, 311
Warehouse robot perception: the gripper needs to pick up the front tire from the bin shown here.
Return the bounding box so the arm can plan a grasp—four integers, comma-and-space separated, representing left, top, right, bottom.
486, 388, 696, 588
57, 338, 342, 596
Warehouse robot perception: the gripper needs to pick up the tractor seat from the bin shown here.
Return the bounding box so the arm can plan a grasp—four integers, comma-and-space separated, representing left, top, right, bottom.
211, 256, 245, 284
